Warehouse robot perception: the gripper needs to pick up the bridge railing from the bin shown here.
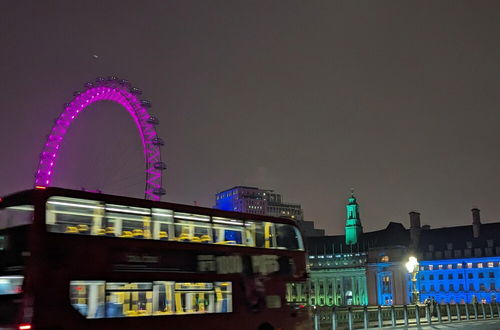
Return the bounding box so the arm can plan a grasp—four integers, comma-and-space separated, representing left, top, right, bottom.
312, 302, 500, 330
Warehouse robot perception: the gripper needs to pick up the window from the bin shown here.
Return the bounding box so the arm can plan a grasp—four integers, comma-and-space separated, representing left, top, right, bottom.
488, 262, 494, 268
467, 263, 472, 268
478, 273, 484, 279
380, 256, 389, 262
449, 284, 454, 291
212, 217, 244, 245
70, 281, 232, 318
173, 213, 211, 243
457, 263, 463, 269
45, 197, 304, 250
429, 275, 434, 280
491, 283, 496, 291
381, 276, 391, 294
448, 274, 453, 280
489, 272, 494, 278
430, 285, 435, 292
46, 197, 103, 234
468, 273, 473, 279
429, 265, 434, 270
245, 221, 273, 248
477, 263, 483, 268
439, 284, 445, 291
447, 264, 453, 270
469, 283, 475, 291
275, 223, 303, 250
458, 274, 463, 279
70, 281, 105, 318
105, 204, 151, 238
0, 235, 6, 251
0, 205, 33, 229
152, 208, 173, 240
438, 264, 443, 270
438, 275, 443, 280
0, 276, 23, 295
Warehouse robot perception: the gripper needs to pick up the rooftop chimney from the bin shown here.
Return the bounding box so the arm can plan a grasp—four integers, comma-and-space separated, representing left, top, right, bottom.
472, 208, 481, 238
409, 211, 421, 249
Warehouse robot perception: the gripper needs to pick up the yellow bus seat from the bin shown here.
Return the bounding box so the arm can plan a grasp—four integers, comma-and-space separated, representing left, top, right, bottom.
65, 226, 78, 234
177, 233, 191, 242
96, 228, 106, 235
77, 224, 89, 233
159, 231, 168, 240
132, 229, 144, 238
121, 231, 133, 238
191, 236, 201, 243
200, 234, 211, 243
105, 227, 115, 236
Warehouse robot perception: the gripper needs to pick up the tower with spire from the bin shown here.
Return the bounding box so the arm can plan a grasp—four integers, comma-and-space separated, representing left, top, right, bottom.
345, 190, 363, 245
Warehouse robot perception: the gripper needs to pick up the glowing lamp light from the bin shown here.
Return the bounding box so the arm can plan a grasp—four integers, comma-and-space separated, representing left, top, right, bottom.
19, 324, 32, 330
405, 256, 419, 273
35, 186, 47, 190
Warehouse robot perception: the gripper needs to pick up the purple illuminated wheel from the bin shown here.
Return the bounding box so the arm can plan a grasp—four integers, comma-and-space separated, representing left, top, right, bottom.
35, 77, 166, 200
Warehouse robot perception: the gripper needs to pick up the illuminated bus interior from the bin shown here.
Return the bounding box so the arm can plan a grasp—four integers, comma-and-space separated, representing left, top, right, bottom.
70, 281, 232, 318
45, 196, 303, 250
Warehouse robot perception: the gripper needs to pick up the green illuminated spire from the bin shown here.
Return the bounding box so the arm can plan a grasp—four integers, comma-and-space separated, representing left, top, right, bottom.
345, 190, 363, 245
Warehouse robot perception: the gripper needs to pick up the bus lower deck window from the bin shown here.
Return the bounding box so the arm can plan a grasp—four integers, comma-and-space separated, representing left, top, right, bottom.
70, 280, 232, 319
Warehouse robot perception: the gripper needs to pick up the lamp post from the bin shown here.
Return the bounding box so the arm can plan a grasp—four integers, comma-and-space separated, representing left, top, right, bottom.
405, 256, 420, 304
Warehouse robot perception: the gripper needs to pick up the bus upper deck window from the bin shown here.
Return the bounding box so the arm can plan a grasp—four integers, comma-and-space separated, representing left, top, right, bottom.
0, 205, 33, 230
173, 213, 211, 243
105, 204, 151, 239
244, 222, 277, 248
152, 208, 173, 241
275, 224, 304, 250
46, 197, 102, 235
212, 217, 244, 245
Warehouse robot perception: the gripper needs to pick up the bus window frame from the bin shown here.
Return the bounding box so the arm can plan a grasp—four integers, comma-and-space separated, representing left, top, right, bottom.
42, 195, 305, 251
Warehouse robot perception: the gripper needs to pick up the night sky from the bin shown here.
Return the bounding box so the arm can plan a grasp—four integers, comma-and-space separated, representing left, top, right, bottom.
1, 1, 499, 235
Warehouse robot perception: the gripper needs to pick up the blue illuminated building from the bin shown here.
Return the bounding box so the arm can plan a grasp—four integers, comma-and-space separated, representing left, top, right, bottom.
413, 208, 500, 304
417, 257, 499, 304
215, 186, 303, 219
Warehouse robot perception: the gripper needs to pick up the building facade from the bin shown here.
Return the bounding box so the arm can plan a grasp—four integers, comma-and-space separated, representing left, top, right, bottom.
412, 209, 500, 304
215, 186, 304, 219
294, 193, 500, 306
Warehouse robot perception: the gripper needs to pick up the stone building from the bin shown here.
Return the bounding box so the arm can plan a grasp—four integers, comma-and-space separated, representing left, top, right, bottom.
411, 209, 500, 303
290, 193, 500, 306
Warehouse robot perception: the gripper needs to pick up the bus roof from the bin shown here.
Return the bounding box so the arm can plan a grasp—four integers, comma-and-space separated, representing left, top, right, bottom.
1, 187, 299, 227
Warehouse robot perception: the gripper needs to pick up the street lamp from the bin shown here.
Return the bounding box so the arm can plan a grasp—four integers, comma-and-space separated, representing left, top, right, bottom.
405, 256, 419, 304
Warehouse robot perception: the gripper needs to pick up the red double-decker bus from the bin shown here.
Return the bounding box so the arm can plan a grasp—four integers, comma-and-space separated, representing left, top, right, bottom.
0, 187, 310, 330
